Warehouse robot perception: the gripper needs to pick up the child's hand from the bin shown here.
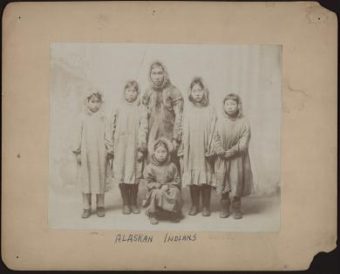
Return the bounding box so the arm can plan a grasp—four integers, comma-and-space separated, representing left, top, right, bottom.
172, 140, 179, 151
205, 152, 214, 159
76, 154, 81, 165
217, 150, 225, 157
137, 151, 144, 162
224, 150, 235, 159
161, 184, 169, 191
107, 152, 114, 160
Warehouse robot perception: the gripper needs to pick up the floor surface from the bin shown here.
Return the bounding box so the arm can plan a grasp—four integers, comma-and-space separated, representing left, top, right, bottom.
49, 183, 280, 232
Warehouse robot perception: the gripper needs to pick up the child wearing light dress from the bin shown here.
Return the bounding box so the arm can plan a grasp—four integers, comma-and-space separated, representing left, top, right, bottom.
72, 90, 111, 218
213, 93, 254, 219
108, 80, 148, 215
179, 77, 217, 217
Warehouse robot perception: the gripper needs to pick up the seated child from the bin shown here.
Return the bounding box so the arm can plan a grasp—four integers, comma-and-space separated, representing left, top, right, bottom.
142, 138, 183, 225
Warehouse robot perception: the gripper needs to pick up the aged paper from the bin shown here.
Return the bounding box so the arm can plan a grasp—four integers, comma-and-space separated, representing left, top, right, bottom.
2, 1, 337, 270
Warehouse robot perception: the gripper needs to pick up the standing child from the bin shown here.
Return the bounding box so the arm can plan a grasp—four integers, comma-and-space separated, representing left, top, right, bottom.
72, 90, 111, 218
109, 80, 148, 215
143, 138, 183, 225
179, 77, 217, 217
213, 93, 254, 219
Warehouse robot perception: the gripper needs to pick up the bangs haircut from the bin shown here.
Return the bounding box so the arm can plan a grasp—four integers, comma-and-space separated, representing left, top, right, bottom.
87, 92, 103, 103
124, 80, 139, 93
223, 93, 240, 104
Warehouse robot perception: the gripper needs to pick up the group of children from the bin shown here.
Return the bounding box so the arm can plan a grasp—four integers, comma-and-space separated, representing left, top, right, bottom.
72, 74, 253, 225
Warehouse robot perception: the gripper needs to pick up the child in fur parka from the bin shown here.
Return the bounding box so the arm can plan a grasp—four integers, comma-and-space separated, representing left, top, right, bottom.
143, 138, 183, 225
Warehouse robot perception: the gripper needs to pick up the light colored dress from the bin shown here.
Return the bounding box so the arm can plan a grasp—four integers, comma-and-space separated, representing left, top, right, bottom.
109, 100, 148, 184
179, 102, 217, 187
73, 109, 110, 194
213, 112, 254, 197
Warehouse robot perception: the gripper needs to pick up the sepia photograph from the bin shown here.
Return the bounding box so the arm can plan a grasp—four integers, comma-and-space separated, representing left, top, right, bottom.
49, 43, 282, 231
2, 1, 337, 270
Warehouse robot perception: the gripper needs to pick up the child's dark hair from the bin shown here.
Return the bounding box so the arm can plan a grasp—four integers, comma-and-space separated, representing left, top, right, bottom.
223, 93, 243, 118
223, 93, 240, 104
124, 80, 139, 93
190, 77, 205, 90
87, 92, 103, 102
188, 77, 209, 106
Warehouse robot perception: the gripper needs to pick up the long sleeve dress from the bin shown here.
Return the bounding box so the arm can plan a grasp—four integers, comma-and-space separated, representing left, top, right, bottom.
142, 156, 182, 216
213, 112, 254, 197
109, 100, 148, 185
72, 109, 110, 194
179, 103, 217, 187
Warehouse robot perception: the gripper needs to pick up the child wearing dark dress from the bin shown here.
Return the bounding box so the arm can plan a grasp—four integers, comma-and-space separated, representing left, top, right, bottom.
143, 138, 183, 225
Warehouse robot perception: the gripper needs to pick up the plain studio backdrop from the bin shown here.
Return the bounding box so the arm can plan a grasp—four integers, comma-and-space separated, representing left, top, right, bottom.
50, 43, 281, 196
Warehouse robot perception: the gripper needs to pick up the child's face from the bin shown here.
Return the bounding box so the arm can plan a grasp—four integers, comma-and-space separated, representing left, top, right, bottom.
124, 87, 138, 103
154, 145, 168, 163
87, 96, 101, 113
224, 99, 238, 116
150, 66, 165, 86
191, 84, 205, 103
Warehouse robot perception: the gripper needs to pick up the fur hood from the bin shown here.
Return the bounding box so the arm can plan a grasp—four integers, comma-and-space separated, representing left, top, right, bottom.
148, 61, 171, 91
150, 137, 173, 166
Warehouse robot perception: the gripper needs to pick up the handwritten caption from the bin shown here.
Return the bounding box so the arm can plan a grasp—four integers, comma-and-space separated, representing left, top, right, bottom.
114, 232, 197, 244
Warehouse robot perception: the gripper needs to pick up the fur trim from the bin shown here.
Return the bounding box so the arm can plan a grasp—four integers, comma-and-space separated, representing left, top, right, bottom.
150, 137, 173, 166
148, 61, 171, 90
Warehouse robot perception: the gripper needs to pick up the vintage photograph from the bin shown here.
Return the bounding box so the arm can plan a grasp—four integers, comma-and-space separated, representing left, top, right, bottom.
3, 1, 336, 270
49, 43, 281, 231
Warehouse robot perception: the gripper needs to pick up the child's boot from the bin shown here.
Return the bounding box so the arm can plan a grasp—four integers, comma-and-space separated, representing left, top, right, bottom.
188, 185, 199, 216
219, 192, 231, 218
201, 185, 211, 217
149, 213, 159, 225
172, 210, 183, 223
130, 184, 141, 214
82, 193, 91, 218
81, 209, 91, 218
96, 194, 105, 217
231, 197, 243, 219
119, 183, 131, 214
